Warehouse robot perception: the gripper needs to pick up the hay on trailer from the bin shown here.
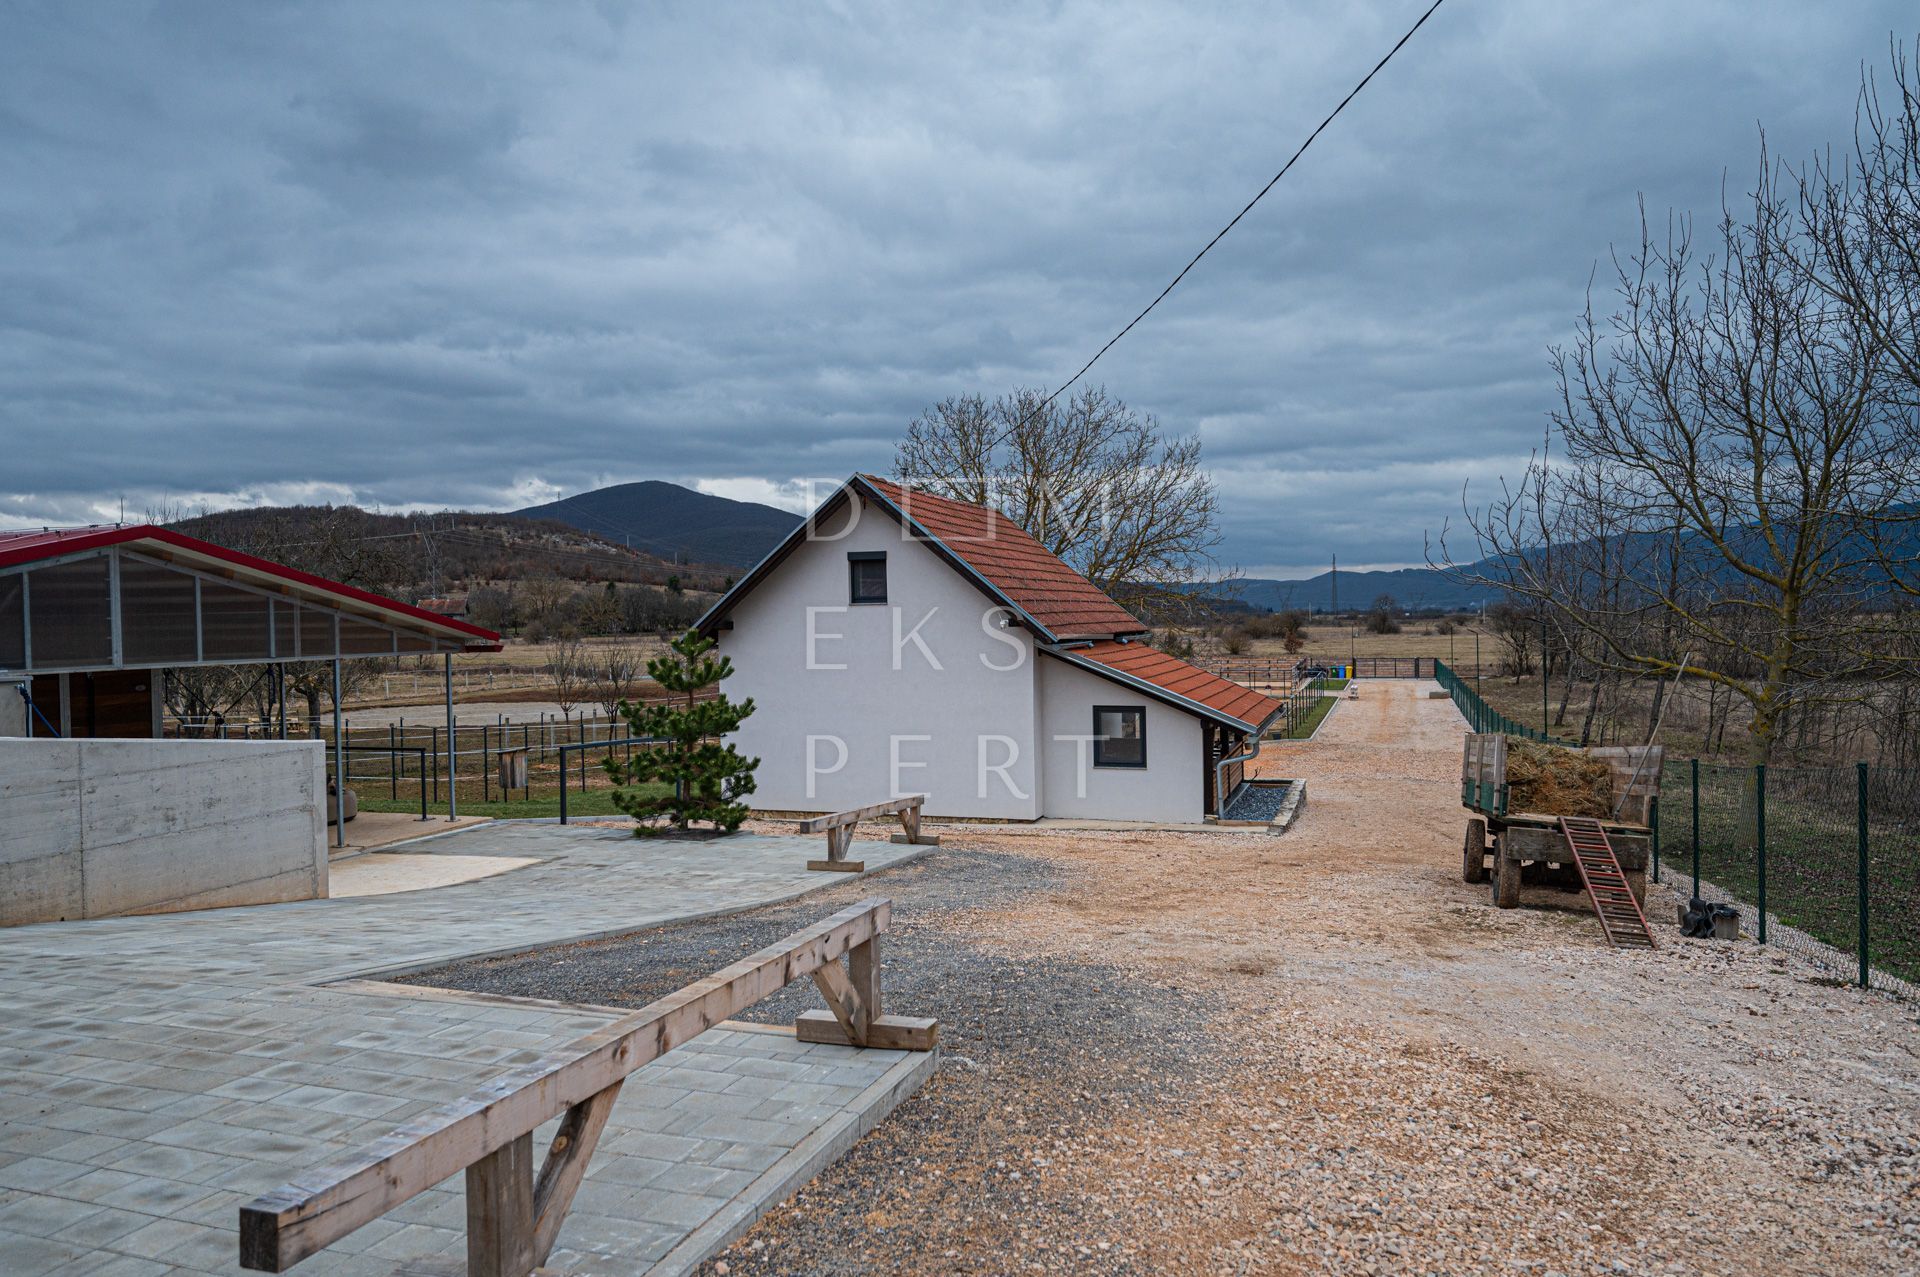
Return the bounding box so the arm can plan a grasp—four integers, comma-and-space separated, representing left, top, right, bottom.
1503, 737, 1614, 818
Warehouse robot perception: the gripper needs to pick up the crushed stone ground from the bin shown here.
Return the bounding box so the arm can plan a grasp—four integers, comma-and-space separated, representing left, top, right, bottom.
409, 682, 1918, 1275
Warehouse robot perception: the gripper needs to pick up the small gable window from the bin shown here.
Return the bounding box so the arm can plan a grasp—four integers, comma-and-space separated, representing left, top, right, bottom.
848, 551, 888, 605
1092, 705, 1146, 768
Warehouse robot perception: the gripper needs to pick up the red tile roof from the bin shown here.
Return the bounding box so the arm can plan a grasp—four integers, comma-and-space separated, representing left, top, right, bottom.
1051, 639, 1284, 731
860, 476, 1145, 641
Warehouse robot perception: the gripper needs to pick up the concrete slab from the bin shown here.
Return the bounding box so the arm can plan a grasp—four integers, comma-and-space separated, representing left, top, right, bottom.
328, 811, 491, 857
0, 825, 935, 1276
328, 852, 539, 898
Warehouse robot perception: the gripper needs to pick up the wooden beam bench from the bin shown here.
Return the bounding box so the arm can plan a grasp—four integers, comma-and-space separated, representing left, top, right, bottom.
797, 794, 939, 872
237, 898, 936, 1277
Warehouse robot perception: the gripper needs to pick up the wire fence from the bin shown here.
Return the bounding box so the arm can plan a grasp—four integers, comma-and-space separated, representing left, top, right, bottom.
1654, 759, 1917, 1000
1434, 659, 1561, 743
168, 711, 658, 809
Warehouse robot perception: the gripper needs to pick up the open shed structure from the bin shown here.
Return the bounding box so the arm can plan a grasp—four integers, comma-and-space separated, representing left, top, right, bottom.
0, 524, 501, 844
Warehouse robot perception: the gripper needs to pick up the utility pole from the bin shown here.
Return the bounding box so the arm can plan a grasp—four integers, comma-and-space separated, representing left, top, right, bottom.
1330, 553, 1338, 616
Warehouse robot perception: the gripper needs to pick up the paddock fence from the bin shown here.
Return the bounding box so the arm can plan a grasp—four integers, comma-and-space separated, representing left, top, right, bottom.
1655, 759, 1916, 1000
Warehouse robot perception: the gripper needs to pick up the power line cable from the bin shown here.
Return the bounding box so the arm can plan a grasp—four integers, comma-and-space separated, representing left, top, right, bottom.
993, 0, 1449, 441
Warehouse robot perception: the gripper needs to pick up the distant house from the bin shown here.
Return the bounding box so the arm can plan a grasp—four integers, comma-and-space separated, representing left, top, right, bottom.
697, 475, 1282, 823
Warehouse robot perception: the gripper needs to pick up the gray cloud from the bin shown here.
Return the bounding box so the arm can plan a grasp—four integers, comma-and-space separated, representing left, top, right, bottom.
0, 1, 1910, 574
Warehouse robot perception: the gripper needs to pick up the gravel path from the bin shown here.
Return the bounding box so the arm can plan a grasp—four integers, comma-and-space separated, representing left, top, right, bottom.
404, 681, 1918, 1275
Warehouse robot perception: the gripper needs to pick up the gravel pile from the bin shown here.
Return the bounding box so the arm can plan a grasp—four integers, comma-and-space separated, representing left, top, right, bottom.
1223, 780, 1292, 823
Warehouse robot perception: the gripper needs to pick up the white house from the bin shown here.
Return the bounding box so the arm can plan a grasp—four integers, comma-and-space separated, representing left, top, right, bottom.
698, 475, 1282, 823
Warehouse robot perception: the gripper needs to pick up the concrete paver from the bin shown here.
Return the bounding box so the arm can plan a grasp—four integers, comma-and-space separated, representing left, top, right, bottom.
0, 825, 933, 1275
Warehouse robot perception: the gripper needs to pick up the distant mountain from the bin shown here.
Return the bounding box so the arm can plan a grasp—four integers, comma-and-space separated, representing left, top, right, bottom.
1224, 566, 1497, 614
170, 505, 716, 597
512, 481, 801, 569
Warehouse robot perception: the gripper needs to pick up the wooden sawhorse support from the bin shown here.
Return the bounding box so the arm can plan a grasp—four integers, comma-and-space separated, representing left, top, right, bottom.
238, 899, 935, 1277
797, 794, 939, 873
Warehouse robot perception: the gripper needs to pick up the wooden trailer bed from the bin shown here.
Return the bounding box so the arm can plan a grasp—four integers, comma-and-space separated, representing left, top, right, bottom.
1461, 734, 1664, 910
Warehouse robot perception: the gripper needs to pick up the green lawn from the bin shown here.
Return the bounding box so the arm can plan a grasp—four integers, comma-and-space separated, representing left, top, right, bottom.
1272, 693, 1338, 740
1308, 677, 1350, 692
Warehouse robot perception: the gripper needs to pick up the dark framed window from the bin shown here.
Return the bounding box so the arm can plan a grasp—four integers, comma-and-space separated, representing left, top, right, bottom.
848, 551, 887, 605
1092, 705, 1147, 768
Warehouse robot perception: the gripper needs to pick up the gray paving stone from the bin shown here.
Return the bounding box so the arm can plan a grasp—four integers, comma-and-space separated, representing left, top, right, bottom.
0, 1229, 90, 1274
0, 826, 932, 1276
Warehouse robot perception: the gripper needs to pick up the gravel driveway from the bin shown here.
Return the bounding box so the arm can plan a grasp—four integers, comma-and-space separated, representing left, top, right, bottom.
404, 682, 1918, 1275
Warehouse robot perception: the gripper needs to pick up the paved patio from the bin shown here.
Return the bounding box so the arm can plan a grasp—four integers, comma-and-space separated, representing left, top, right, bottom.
0, 825, 934, 1276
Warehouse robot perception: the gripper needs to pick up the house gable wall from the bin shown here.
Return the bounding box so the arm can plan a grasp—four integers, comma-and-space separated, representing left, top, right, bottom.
717, 494, 1043, 819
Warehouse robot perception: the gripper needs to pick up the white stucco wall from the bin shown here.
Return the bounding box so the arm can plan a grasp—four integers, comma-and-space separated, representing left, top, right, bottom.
0, 738, 328, 926
717, 494, 1045, 819
1037, 654, 1204, 823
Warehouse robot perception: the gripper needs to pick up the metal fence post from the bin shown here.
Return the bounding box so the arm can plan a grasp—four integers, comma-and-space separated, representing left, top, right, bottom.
1755, 763, 1766, 944
1857, 761, 1870, 989
1690, 758, 1701, 900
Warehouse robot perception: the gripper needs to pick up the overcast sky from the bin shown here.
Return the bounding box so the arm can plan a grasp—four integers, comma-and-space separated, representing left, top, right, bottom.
3, 2, 1912, 577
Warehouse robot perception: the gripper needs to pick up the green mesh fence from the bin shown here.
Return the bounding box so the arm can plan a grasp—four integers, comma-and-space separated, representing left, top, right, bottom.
1659, 759, 1917, 1000
1434, 659, 1561, 742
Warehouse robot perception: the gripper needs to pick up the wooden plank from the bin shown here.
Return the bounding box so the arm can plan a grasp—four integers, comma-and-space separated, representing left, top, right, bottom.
531, 1080, 623, 1268
807, 858, 866, 873
794, 1010, 939, 1051
797, 794, 926, 833
239, 898, 891, 1272
811, 958, 871, 1045
848, 936, 881, 1022
466, 1132, 533, 1277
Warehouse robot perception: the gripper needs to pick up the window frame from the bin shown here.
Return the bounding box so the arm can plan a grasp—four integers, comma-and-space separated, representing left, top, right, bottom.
1091, 704, 1148, 769
847, 551, 888, 605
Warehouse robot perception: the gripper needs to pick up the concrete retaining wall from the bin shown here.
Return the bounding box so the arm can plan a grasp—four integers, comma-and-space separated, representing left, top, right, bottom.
0, 738, 327, 926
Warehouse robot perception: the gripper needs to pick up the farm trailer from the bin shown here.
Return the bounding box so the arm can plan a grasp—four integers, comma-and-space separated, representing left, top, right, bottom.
1460, 733, 1663, 911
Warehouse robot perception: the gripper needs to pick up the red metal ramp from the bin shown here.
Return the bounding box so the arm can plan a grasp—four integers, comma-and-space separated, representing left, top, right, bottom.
1558, 816, 1658, 950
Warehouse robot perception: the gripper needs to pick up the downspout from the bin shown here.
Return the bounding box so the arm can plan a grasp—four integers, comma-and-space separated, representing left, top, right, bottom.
1213, 723, 1264, 819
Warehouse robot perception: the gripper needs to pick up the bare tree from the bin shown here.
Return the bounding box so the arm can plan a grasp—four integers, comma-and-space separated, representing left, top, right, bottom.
594, 642, 647, 720
1444, 143, 1918, 764
1364, 594, 1401, 635
893, 386, 1224, 610
544, 635, 589, 719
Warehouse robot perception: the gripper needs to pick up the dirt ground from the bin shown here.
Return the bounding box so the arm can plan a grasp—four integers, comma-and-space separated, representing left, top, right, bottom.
422, 682, 1918, 1275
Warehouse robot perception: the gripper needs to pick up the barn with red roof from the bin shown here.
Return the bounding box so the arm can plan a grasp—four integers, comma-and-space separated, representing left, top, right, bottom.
697, 474, 1281, 822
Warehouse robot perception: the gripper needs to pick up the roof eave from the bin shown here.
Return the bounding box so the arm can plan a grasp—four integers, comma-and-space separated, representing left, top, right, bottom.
1040, 644, 1266, 733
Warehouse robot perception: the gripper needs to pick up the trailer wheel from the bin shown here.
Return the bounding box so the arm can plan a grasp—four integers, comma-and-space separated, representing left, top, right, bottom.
1463, 818, 1488, 883
1492, 843, 1521, 909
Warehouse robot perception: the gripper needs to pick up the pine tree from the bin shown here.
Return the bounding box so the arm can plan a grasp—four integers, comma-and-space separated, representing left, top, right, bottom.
603, 629, 757, 835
